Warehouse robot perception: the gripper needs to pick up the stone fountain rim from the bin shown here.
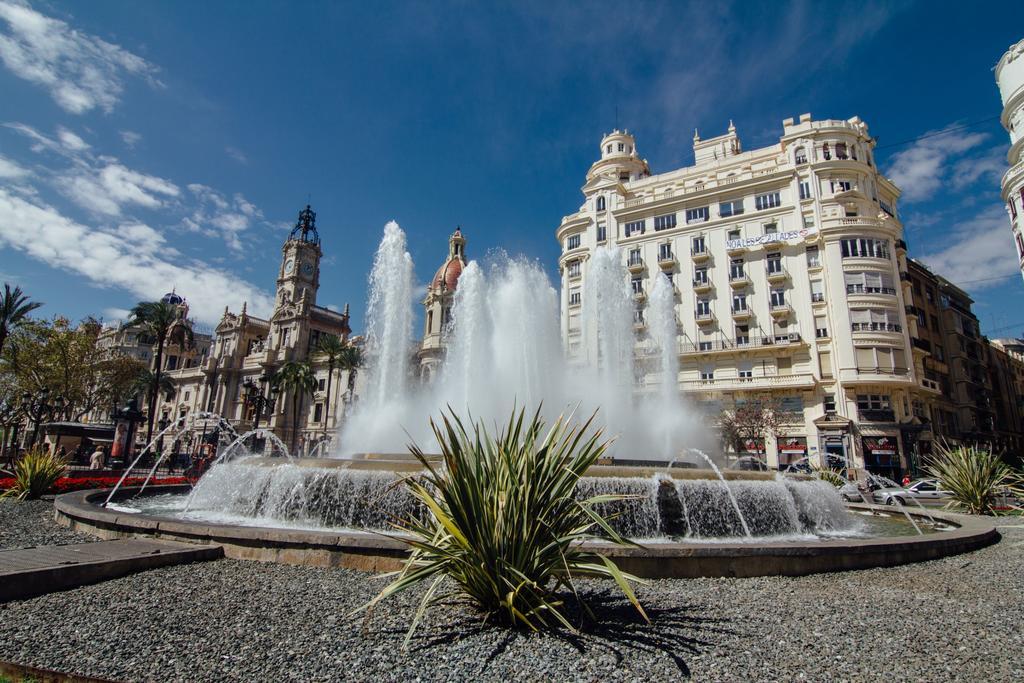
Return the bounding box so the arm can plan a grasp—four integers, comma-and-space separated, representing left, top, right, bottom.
53, 486, 1000, 578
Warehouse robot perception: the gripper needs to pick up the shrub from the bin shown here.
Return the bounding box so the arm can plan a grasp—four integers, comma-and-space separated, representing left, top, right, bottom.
926, 443, 1024, 515
1, 449, 68, 500
358, 407, 648, 644
811, 467, 848, 488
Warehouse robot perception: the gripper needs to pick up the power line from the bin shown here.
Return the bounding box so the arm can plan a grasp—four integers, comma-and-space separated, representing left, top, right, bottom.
952, 272, 1020, 286
874, 116, 1002, 151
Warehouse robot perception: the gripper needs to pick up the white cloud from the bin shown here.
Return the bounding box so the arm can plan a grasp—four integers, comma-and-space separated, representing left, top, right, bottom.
885, 127, 989, 202
225, 146, 247, 164
916, 205, 1020, 290
119, 130, 141, 148
0, 153, 29, 178
59, 162, 180, 216
56, 126, 88, 151
102, 307, 130, 325
184, 184, 263, 253
951, 146, 1006, 191
0, 0, 157, 114
0, 188, 274, 324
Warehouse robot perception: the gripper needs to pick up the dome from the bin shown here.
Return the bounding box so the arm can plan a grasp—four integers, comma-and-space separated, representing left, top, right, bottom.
432, 257, 464, 292
161, 291, 184, 306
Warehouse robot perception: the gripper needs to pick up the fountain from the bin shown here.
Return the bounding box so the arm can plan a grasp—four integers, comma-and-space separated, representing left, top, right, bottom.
58, 221, 995, 579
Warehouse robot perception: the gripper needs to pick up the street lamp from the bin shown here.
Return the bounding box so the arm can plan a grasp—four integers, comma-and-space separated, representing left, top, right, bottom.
243, 374, 277, 431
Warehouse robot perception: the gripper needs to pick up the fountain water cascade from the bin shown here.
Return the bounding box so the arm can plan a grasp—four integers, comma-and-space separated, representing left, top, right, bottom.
338, 226, 709, 460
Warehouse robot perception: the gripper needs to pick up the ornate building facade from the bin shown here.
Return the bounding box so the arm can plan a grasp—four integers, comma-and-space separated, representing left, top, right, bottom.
155, 206, 353, 454
418, 227, 467, 380
996, 37, 1024, 283
556, 115, 935, 477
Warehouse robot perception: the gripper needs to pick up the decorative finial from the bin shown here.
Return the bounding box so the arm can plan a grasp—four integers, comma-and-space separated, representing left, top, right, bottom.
693, 128, 700, 142
289, 204, 321, 245
241, 301, 247, 315
728, 119, 735, 132
343, 303, 350, 317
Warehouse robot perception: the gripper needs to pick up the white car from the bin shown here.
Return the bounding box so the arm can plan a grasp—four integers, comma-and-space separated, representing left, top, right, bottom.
872, 479, 951, 506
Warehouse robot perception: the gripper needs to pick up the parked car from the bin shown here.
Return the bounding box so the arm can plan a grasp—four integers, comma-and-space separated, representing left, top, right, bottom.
872, 479, 951, 506
840, 481, 881, 502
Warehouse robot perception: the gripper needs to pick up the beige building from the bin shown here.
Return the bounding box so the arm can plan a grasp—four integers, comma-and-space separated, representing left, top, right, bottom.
557, 115, 933, 477
418, 227, 467, 380
996, 37, 1024, 282
155, 205, 354, 454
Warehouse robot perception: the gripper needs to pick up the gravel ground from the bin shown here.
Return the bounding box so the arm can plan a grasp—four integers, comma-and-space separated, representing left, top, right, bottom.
0, 499, 94, 549
1, 503, 1022, 682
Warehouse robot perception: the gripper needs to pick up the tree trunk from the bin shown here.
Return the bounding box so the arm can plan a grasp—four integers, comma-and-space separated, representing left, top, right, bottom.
147, 333, 166, 445
323, 361, 334, 436
0, 324, 8, 359
292, 392, 300, 454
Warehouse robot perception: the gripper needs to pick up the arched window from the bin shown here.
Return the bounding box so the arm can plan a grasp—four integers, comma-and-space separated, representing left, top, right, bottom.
822, 143, 831, 160
596, 196, 606, 212
794, 147, 807, 165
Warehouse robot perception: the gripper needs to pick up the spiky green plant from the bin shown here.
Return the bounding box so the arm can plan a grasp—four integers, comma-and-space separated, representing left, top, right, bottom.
926, 443, 1024, 515
1, 448, 67, 500
811, 467, 848, 488
357, 407, 648, 645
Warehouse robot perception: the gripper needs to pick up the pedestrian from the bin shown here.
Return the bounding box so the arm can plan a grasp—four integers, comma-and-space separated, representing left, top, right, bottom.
55, 444, 67, 460
902, 473, 912, 487
89, 445, 105, 471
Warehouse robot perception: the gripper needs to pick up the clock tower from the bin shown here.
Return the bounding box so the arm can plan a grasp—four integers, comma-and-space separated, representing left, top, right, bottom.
277, 204, 322, 306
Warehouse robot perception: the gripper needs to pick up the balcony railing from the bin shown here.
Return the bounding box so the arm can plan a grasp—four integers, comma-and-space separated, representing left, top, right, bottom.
846, 284, 897, 295
855, 366, 910, 376
859, 409, 896, 422
811, 292, 826, 303
676, 333, 803, 355
851, 322, 902, 333
911, 337, 932, 353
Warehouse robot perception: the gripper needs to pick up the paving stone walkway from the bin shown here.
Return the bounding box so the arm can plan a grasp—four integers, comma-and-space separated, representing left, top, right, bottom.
0, 539, 223, 602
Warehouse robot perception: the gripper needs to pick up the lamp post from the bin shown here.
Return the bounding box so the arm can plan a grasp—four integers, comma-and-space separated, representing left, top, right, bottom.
21, 388, 52, 451
157, 415, 170, 464
0, 399, 20, 466
113, 398, 145, 469
243, 374, 277, 431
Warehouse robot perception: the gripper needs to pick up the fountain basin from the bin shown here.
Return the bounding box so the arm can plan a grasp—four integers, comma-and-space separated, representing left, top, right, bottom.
54, 484, 998, 579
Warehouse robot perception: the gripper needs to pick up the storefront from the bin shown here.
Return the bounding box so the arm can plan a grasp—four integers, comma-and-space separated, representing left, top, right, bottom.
776, 436, 807, 470
862, 435, 902, 480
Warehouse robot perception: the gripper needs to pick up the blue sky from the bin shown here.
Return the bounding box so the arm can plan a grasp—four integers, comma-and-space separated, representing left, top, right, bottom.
1, 0, 1023, 337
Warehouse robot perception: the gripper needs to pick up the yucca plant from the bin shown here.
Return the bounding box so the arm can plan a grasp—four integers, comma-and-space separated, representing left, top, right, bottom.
357, 407, 648, 645
811, 467, 848, 489
926, 443, 1024, 515
1, 448, 67, 500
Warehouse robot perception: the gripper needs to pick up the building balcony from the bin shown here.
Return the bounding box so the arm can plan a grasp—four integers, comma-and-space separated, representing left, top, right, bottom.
675, 333, 804, 356
859, 408, 897, 423
729, 274, 751, 288
851, 322, 902, 334
726, 242, 747, 256
693, 279, 713, 294
846, 285, 897, 297
920, 378, 942, 393
766, 267, 788, 284
691, 247, 710, 262
680, 373, 816, 392
769, 303, 792, 317
731, 306, 752, 320
658, 253, 677, 269
811, 292, 826, 306
633, 290, 647, 303
627, 259, 645, 274
695, 311, 714, 325
911, 337, 932, 353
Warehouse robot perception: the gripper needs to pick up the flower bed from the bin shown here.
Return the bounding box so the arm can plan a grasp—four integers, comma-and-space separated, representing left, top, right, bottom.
0, 476, 188, 494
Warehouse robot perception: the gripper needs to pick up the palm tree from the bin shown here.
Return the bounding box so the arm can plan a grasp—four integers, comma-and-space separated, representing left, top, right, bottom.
273, 360, 318, 452
126, 301, 193, 444
0, 283, 43, 358
130, 369, 176, 406
314, 335, 346, 435
338, 344, 363, 408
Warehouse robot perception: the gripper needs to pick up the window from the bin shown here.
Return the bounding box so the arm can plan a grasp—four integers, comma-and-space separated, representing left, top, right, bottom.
824, 394, 836, 413
835, 142, 848, 159
794, 147, 807, 164
763, 223, 778, 235
815, 315, 828, 338
806, 246, 821, 268
732, 293, 747, 312
628, 248, 642, 266
735, 325, 749, 345
917, 310, 926, 327
1017, 232, 1024, 258
880, 200, 895, 217
313, 403, 323, 423
617, 143, 624, 152
822, 142, 831, 160
926, 287, 935, 304
840, 238, 889, 259
696, 298, 711, 316
655, 213, 678, 231
770, 288, 786, 307
596, 196, 606, 212
633, 309, 644, 325
727, 228, 741, 241
693, 267, 708, 285
810, 280, 824, 302
799, 181, 811, 200
596, 222, 606, 242
625, 220, 645, 237
831, 179, 852, 193
184, 391, 190, 401
566, 234, 581, 250
930, 314, 939, 330
606, 144, 612, 154
719, 199, 744, 217
658, 243, 673, 261
766, 252, 782, 274
684, 207, 709, 224
729, 258, 745, 279
802, 213, 815, 229
569, 290, 581, 306
755, 192, 782, 211
318, 378, 326, 391
631, 277, 643, 295
844, 271, 896, 295
698, 341, 713, 351
700, 367, 714, 381
856, 394, 890, 411
691, 235, 706, 255
567, 260, 581, 278
850, 308, 902, 332
738, 362, 753, 380
935, 345, 945, 362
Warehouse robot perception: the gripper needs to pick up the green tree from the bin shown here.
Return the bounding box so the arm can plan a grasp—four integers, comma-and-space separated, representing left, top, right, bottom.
273, 360, 318, 452
126, 301, 193, 443
314, 335, 346, 435
338, 344, 363, 406
0, 283, 43, 358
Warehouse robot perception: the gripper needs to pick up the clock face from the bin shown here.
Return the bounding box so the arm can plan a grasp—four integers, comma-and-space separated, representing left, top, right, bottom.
284, 258, 295, 274
302, 262, 314, 276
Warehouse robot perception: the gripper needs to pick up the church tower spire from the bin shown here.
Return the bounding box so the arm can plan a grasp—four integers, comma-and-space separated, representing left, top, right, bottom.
277, 204, 324, 307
